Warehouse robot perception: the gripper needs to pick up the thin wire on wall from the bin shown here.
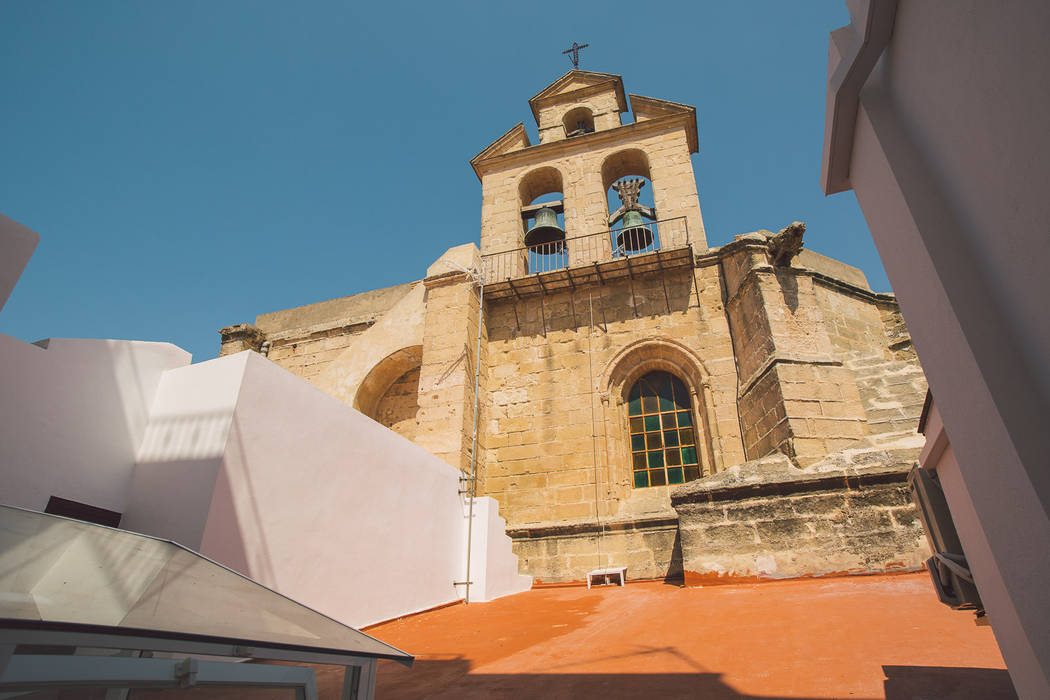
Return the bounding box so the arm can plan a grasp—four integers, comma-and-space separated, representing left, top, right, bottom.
587, 290, 606, 568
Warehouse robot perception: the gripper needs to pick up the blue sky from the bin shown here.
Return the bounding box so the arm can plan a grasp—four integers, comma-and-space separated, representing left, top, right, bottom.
0, 1, 880, 363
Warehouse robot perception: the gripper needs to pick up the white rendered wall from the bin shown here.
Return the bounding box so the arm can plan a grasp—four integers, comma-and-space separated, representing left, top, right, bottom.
122, 352, 249, 549
0, 335, 190, 515
126, 351, 529, 628
461, 497, 533, 603
2, 215, 530, 629
825, 3, 1050, 696
204, 351, 466, 627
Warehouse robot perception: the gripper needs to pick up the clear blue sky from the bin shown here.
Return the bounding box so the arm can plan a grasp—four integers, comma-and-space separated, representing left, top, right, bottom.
1, 1, 881, 363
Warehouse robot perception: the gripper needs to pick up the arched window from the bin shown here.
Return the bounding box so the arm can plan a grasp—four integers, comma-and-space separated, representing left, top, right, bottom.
627, 371, 701, 488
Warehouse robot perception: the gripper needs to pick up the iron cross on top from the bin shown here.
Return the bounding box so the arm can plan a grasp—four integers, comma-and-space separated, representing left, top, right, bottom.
562, 41, 589, 69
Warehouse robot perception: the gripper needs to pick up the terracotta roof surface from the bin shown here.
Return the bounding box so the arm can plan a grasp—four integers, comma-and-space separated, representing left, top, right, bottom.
157, 573, 1012, 698
334, 573, 1011, 699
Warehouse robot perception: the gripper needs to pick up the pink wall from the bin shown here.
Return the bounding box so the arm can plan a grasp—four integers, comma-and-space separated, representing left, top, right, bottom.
0, 336, 190, 515
823, 2, 1050, 697
203, 352, 468, 627
123, 351, 486, 627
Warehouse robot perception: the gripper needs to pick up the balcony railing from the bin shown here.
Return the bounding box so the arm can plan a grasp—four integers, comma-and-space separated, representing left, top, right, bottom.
481, 216, 689, 282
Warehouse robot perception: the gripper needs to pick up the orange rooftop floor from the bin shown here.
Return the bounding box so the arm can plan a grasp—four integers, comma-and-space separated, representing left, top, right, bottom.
336, 573, 1014, 699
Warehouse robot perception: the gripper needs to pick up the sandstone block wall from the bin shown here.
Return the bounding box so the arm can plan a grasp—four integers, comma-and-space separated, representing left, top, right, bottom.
478, 126, 705, 260
218, 282, 417, 384
508, 517, 681, 584
481, 265, 742, 529
671, 454, 929, 582
263, 325, 364, 383
719, 238, 927, 469
374, 365, 421, 442
722, 242, 872, 465
414, 272, 486, 474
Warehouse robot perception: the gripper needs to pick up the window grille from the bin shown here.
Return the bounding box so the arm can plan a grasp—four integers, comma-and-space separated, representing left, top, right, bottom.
627, 371, 701, 488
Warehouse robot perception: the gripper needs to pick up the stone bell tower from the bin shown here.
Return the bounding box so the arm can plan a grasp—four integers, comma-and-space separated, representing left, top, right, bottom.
219, 68, 930, 585
471, 70, 707, 265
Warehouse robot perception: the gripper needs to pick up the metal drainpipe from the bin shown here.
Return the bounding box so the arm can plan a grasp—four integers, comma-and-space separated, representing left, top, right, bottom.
463, 268, 484, 604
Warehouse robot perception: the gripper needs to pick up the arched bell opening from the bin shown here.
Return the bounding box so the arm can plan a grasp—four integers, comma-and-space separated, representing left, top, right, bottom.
562, 106, 595, 138
518, 166, 567, 273
601, 149, 658, 255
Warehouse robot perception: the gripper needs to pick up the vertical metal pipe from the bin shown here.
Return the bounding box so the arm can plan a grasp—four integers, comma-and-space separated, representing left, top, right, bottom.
587, 291, 605, 568
464, 268, 484, 604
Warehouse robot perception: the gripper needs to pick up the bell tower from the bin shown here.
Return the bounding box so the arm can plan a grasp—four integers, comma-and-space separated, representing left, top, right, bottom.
470, 70, 706, 270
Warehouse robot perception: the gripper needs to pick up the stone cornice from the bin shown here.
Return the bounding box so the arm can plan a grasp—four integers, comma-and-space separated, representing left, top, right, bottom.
470, 112, 698, 181
423, 269, 473, 289
670, 465, 909, 508
738, 352, 843, 399
700, 240, 894, 307
527, 70, 627, 119
507, 513, 679, 540
529, 79, 628, 123
265, 319, 375, 345
470, 123, 530, 166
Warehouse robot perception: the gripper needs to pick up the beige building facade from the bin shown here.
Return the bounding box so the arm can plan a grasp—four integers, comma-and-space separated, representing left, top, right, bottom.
221, 71, 930, 584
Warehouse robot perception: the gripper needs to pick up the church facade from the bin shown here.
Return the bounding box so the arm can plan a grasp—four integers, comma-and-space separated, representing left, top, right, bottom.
220, 71, 930, 583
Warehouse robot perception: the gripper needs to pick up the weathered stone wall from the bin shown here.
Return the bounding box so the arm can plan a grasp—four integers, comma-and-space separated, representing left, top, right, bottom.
509, 517, 681, 584
415, 272, 486, 474
481, 265, 743, 530
811, 280, 927, 441
847, 354, 928, 438
813, 279, 889, 357
671, 454, 929, 583
374, 366, 421, 440
218, 282, 418, 383
721, 241, 872, 466
264, 325, 365, 383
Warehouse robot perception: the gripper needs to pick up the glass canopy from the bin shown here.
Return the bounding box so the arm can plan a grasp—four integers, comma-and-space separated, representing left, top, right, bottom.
0, 505, 412, 665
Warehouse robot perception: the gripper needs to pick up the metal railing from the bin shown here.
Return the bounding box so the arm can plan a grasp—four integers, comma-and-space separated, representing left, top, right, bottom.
481, 216, 689, 281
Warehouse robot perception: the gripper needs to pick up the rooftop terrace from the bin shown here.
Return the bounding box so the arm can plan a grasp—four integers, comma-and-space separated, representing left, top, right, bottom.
286, 573, 1014, 699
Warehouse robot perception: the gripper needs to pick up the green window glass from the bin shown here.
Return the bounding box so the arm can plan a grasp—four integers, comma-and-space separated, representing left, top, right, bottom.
626, 371, 702, 489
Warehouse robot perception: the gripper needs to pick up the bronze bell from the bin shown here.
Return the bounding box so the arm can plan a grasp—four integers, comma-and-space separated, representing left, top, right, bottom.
524, 207, 566, 249
616, 210, 654, 252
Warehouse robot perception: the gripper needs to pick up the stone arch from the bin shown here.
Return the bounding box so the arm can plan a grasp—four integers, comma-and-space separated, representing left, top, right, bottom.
600, 148, 653, 194
598, 337, 723, 481
354, 345, 423, 439
562, 105, 595, 137
518, 166, 565, 210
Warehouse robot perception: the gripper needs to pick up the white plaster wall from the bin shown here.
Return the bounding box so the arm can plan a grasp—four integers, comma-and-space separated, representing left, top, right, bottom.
851, 99, 1050, 700
0, 336, 190, 515
882, 1, 1050, 400
122, 352, 250, 549
193, 351, 469, 628
462, 497, 533, 603
836, 4, 1050, 694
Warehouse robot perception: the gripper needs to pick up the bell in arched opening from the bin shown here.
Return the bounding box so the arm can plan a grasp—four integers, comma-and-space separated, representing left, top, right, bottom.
616, 210, 654, 253
524, 206, 566, 250
610, 177, 656, 253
